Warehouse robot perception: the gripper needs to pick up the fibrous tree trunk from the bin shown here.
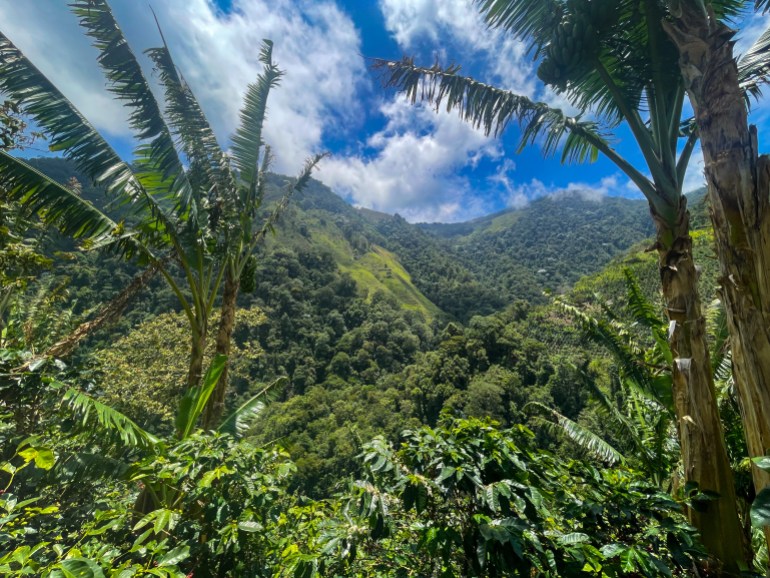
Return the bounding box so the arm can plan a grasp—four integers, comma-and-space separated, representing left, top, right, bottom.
16, 262, 160, 372
651, 199, 747, 574
665, 3, 770, 554
202, 268, 237, 429
187, 319, 207, 390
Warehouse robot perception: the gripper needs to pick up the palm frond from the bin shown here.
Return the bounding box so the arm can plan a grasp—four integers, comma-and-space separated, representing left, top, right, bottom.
560, 298, 675, 412
145, 14, 235, 225
738, 21, 770, 104
756, 0, 770, 14
624, 270, 663, 330
714, 349, 734, 397
175, 354, 227, 439
526, 401, 625, 465
706, 298, 732, 378
476, 0, 562, 55
374, 57, 658, 199
246, 144, 273, 218
55, 451, 130, 483
218, 376, 286, 438
0, 32, 136, 198
376, 57, 579, 138
69, 0, 192, 213
623, 268, 672, 369
61, 386, 160, 452
574, 363, 642, 442
0, 151, 143, 254
0, 29, 179, 256
559, 301, 650, 386
231, 40, 283, 191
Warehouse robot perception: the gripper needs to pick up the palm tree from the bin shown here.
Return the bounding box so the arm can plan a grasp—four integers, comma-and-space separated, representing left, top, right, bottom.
0, 1, 320, 396
663, 0, 770, 550
60, 354, 280, 516
374, 0, 766, 569
539, 272, 680, 488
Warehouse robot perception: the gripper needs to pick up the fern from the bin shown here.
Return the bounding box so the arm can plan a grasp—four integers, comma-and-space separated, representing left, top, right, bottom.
526, 401, 625, 465
61, 386, 160, 452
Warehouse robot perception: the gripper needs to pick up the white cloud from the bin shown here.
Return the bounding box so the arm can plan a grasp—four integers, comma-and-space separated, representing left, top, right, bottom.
321, 96, 501, 223
682, 143, 706, 194
0, 0, 367, 173
379, 0, 484, 49
503, 175, 621, 209
0, 3, 131, 137
735, 11, 770, 58
378, 0, 537, 95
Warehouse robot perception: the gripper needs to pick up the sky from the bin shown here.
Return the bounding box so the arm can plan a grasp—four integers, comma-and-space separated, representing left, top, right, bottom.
1, 1, 769, 223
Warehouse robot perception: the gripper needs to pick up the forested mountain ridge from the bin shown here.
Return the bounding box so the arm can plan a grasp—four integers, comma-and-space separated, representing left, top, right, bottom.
417, 193, 655, 306
27, 156, 657, 324
275, 168, 658, 321
16, 156, 707, 497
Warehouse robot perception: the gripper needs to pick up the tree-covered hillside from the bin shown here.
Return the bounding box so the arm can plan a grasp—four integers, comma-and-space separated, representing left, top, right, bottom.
5, 0, 770, 572
419, 193, 655, 307
283, 171, 657, 321
24, 157, 657, 327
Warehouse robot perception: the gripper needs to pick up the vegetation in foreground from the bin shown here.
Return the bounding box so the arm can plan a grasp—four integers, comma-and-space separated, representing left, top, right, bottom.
4, 0, 770, 576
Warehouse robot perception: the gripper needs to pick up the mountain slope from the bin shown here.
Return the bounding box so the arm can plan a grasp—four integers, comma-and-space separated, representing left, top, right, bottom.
26, 157, 656, 324
418, 193, 655, 307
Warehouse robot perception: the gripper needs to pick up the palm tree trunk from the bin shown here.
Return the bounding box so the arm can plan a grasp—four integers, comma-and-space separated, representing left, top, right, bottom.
652, 200, 746, 574
665, 3, 770, 554
187, 320, 207, 389
202, 268, 238, 429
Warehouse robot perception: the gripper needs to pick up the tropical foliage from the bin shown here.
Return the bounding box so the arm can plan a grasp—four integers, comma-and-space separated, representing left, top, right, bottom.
5, 0, 770, 576
0, 0, 321, 397
374, 0, 770, 569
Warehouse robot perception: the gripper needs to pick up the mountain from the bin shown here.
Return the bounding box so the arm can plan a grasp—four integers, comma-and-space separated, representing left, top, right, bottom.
25, 156, 657, 325
282, 178, 656, 322
16, 156, 681, 497
416, 192, 655, 308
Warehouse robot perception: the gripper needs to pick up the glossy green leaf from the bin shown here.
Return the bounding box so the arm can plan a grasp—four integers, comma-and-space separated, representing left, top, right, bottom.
175, 354, 227, 439
752, 456, 770, 472
156, 545, 190, 567
558, 532, 590, 545
237, 520, 263, 533
52, 558, 105, 578
751, 487, 770, 528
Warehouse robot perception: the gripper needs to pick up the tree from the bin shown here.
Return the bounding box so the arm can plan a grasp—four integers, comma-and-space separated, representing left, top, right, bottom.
284, 417, 706, 577
374, 0, 767, 570
0, 101, 49, 344
0, 1, 320, 395
662, 0, 770, 550
540, 273, 680, 487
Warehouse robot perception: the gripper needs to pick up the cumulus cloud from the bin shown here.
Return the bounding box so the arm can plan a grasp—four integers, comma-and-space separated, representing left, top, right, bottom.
682, 143, 706, 194
0, 0, 367, 173
0, 3, 131, 137
321, 96, 501, 223
502, 175, 622, 209
378, 0, 537, 95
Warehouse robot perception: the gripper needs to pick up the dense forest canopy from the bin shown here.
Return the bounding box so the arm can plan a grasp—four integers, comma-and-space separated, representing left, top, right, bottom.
3, 1, 770, 577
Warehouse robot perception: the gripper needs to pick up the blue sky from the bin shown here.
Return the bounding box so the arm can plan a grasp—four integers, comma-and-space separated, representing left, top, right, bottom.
2, 1, 769, 222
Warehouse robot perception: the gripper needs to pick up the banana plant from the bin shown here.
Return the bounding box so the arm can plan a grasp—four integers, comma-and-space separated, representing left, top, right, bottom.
0, 1, 321, 393
374, 0, 770, 567
58, 355, 283, 513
